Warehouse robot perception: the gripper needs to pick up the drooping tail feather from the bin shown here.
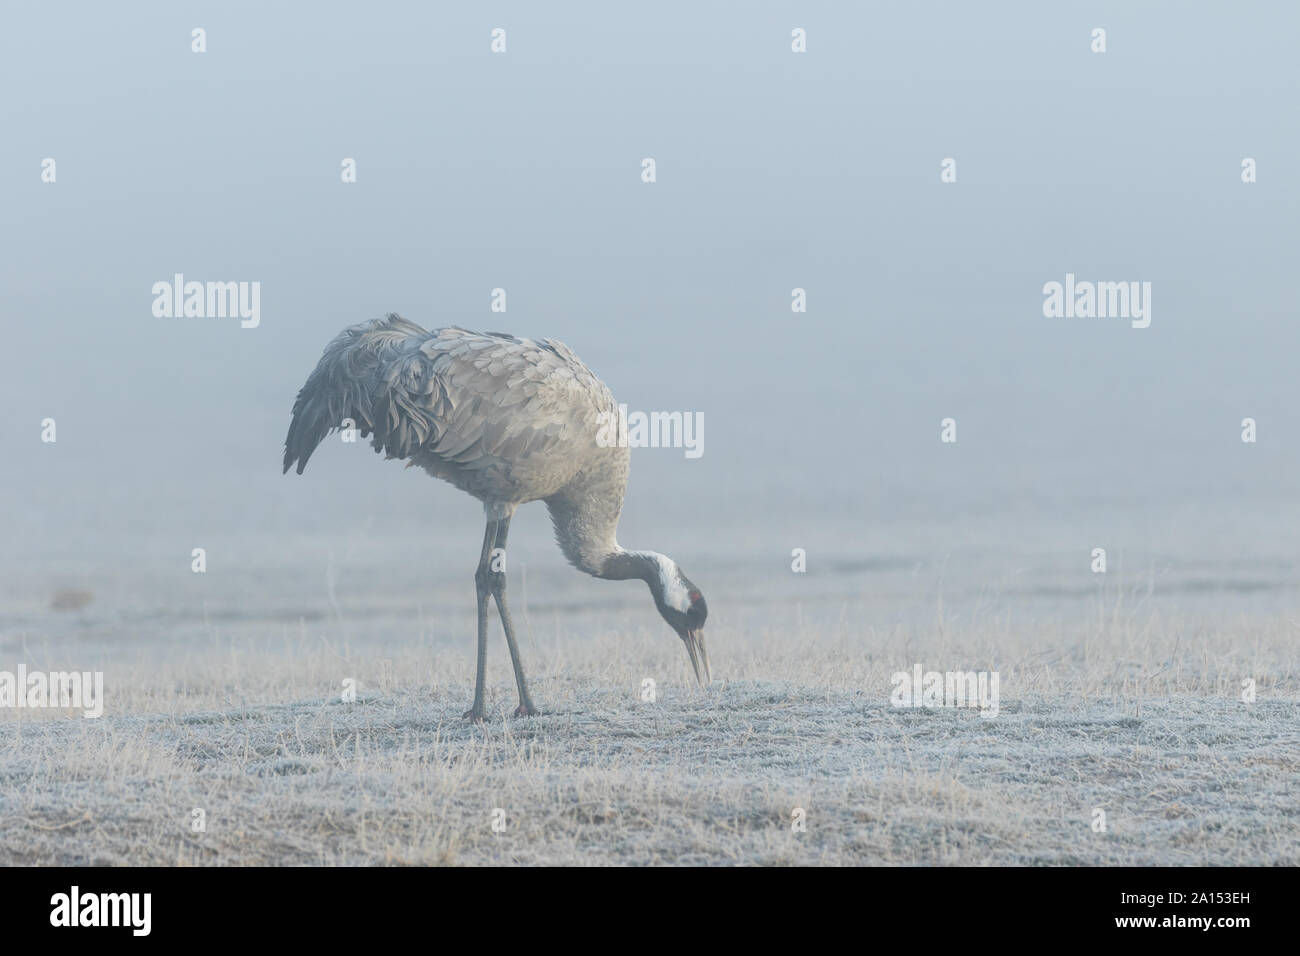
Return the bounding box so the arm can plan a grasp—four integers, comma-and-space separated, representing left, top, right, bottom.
282, 313, 440, 474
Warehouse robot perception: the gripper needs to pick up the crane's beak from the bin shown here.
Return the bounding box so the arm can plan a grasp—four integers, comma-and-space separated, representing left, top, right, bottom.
683, 628, 711, 687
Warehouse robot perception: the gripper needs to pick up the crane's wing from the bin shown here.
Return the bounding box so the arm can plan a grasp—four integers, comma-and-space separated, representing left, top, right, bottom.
282, 314, 603, 475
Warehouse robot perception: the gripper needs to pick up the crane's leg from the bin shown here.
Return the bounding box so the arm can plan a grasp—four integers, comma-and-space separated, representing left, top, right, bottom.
489, 516, 538, 717
464, 518, 499, 723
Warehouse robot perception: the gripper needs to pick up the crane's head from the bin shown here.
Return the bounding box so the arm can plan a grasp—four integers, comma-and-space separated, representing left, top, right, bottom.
645, 555, 710, 686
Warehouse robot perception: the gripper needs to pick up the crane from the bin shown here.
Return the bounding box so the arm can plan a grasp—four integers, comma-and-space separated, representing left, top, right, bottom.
283, 314, 709, 721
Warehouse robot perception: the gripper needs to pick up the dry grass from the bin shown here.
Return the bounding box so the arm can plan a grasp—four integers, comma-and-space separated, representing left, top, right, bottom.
2, 605, 1297, 865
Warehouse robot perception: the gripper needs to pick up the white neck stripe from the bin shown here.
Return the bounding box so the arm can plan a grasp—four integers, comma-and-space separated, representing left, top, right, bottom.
630, 550, 690, 612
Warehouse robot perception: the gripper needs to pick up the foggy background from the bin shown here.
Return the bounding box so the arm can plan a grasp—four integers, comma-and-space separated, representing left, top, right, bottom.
3, 1, 1298, 633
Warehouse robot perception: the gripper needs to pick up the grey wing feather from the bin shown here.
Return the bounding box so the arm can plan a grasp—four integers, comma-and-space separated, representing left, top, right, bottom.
283, 315, 605, 478
282, 314, 441, 474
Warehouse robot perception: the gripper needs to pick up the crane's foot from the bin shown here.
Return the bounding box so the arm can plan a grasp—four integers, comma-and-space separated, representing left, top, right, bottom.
513, 703, 539, 718
462, 707, 486, 723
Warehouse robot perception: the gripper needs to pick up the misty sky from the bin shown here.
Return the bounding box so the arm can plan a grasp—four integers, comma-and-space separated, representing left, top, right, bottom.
3, 1, 1298, 577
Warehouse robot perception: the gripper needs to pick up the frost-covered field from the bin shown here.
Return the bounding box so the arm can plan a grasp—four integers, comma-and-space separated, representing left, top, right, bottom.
3, 569, 1297, 865
5, 0, 1300, 872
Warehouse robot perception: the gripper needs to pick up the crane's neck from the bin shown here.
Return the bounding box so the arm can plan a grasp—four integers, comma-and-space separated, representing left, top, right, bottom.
544, 466, 632, 578
545, 478, 672, 586
600, 548, 693, 614
545, 489, 689, 611
545, 493, 650, 580
598, 548, 668, 583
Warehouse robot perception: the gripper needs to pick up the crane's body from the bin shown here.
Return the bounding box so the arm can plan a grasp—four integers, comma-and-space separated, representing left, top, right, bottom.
283, 314, 709, 721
